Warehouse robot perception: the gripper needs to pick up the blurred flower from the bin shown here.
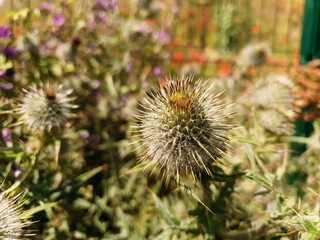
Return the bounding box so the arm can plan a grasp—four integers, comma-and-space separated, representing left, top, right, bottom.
240, 43, 270, 67
11, 164, 22, 178
91, 79, 101, 89
153, 66, 162, 76
260, 109, 295, 135
2, 127, 11, 143
80, 132, 90, 139
0, 70, 5, 77
18, 84, 76, 133
136, 76, 231, 181
98, 12, 106, 23
40, 1, 52, 11
3, 46, 17, 59
0, 26, 11, 39
0, 83, 13, 90
119, 95, 128, 107
94, 0, 119, 10
152, 29, 171, 44
141, 81, 148, 88
54, 13, 65, 26
0, 191, 31, 239
171, 5, 178, 13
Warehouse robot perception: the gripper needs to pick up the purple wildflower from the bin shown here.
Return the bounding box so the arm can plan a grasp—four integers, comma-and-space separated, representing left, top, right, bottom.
0, 83, 13, 90
153, 66, 162, 76
54, 13, 65, 26
3, 46, 17, 59
40, 2, 52, 11
141, 81, 148, 89
0, 71, 5, 77
0, 26, 11, 38
80, 132, 90, 139
98, 12, 106, 23
2, 128, 11, 143
153, 30, 171, 44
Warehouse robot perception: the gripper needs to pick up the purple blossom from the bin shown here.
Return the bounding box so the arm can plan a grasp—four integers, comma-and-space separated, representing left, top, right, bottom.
3, 46, 17, 59
153, 30, 171, 44
2, 128, 11, 143
91, 79, 101, 89
0, 71, 5, 77
0, 26, 11, 38
80, 132, 90, 139
98, 12, 106, 23
40, 1, 52, 11
0, 83, 13, 90
95, 0, 119, 10
141, 81, 148, 89
54, 13, 65, 26
153, 66, 162, 76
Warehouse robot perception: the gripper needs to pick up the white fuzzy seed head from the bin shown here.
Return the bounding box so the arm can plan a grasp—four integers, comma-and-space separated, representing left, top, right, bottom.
136, 76, 232, 181
18, 84, 76, 133
240, 43, 270, 67
0, 192, 31, 239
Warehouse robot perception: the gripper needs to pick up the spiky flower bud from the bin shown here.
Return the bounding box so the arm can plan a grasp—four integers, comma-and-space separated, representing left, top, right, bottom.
136, 77, 231, 181
0, 192, 31, 239
18, 84, 76, 133
240, 43, 270, 67
244, 75, 296, 135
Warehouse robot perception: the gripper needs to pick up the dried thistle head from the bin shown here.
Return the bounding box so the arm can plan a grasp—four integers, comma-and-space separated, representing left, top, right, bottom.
259, 109, 295, 135
243, 75, 297, 135
240, 43, 270, 67
0, 192, 32, 239
18, 83, 76, 133
136, 76, 232, 182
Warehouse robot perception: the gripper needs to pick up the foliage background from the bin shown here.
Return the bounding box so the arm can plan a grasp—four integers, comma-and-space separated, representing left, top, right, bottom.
2, 0, 320, 240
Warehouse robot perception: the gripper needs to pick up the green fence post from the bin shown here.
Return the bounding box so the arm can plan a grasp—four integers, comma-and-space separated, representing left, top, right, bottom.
291, 0, 320, 156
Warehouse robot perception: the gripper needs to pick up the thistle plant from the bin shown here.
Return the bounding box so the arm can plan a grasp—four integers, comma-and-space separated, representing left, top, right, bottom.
18, 84, 76, 133
244, 76, 296, 135
240, 43, 270, 67
136, 77, 232, 182
0, 192, 31, 239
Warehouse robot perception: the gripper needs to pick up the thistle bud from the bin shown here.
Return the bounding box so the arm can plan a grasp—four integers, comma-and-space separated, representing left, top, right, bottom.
240, 43, 270, 67
0, 192, 31, 239
18, 84, 76, 133
136, 77, 232, 181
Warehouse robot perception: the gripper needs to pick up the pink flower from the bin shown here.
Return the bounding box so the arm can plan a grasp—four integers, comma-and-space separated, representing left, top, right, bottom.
0, 26, 11, 38
54, 13, 65, 26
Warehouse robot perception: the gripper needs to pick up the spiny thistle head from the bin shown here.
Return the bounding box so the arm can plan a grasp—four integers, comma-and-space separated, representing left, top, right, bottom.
18, 83, 76, 133
240, 43, 270, 67
0, 192, 31, 239
136, 76, 232, 182
244, 76, 297, 135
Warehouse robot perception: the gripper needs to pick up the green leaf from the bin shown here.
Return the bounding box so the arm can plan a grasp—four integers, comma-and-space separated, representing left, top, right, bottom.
149, 189, 180, 228
19, 202, 57, 218
245, 172, 273, 191
75, 166, 104, 183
